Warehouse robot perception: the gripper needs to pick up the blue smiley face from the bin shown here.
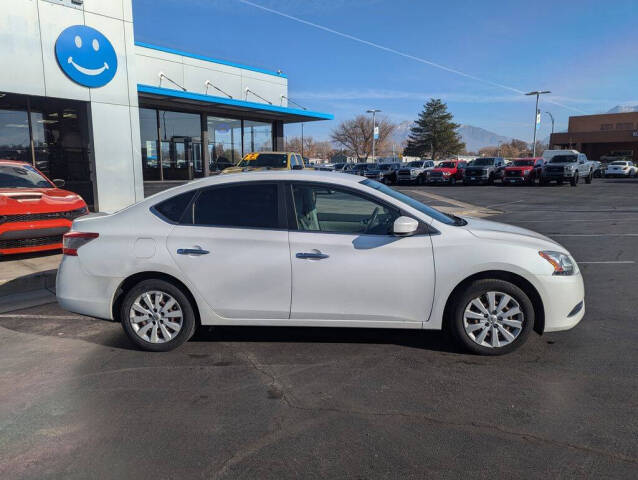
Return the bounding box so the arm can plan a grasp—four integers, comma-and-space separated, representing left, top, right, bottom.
55, 25, 118, 88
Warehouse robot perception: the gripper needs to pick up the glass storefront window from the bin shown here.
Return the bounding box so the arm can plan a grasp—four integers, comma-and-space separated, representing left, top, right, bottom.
159, 110, 201, 180
243, 120, 273, 153
0, 94, 30, 162
0, 93, 95, 209
139, 108, 160, 181
207, 116, 242, 171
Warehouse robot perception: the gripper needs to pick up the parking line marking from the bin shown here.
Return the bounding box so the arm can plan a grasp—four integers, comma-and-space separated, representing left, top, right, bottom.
0, 314, 87, 320
551, 234, 638, 237
577, 261, 635, 264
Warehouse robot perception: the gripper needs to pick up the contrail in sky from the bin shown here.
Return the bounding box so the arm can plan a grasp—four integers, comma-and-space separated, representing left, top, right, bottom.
239, 0, 587, 113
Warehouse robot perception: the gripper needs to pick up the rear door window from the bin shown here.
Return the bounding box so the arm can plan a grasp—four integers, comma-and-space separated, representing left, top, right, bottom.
188, 183, 280, 229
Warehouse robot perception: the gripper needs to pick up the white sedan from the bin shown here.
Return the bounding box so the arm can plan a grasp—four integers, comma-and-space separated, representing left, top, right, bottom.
605, 160, 637, 177
57, 171, 584, 355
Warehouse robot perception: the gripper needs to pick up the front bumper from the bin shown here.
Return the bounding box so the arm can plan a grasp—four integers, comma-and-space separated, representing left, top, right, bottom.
503, 176, 530, 183
537, 272, 585, 332
0, 220, 71, 255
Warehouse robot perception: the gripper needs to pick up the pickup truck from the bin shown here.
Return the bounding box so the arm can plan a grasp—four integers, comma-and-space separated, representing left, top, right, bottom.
502, 157, 544, 185
540, 150, 594, 186
463, 157, 506, 185
427, 160, 467, 185
396, 160, 435, 185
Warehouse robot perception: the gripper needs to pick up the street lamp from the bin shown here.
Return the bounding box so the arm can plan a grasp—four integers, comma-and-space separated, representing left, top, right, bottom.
525, 90, 551, 156
545, 111, 555, 148
366, 109, 381, 162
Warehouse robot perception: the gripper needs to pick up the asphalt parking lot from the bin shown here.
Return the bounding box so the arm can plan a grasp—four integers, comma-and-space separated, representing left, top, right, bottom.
1, 178, 637, 479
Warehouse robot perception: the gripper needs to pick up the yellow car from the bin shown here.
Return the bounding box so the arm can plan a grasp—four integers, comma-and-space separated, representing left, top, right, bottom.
222, 152, 305, 173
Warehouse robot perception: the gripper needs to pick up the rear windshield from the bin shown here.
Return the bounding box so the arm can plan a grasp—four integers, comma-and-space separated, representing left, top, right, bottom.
438, 162, 456, 168
610, 161, 628, 165
0, 164, 53, 188
472, 158, 496, 166
512, 160, 535, 166
549, 155, 577, 163
237, 153, 288, 168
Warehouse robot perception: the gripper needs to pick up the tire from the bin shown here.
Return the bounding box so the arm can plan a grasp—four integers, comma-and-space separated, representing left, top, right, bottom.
417, 175, 424, 186
448, 279, 535, 355
449, 177, 456, 186
570, 173, 578, 187
120, 279, 197, 352
585, 171, 593, 184
539, 177, 548, 186
487, 174, 494, 185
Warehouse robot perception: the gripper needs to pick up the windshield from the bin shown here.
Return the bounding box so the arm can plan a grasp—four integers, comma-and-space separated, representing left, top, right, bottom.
0, 164, 53, 189
549, 155, 577, 163
380, 164, 394, 170
610, 161, 627, 165
407, 161, 422, 167
438, 162, 456, 168
237, 153, 288, 168
512, 160, 535, 167
361, 179, 461, 226
471, 158, 496, 166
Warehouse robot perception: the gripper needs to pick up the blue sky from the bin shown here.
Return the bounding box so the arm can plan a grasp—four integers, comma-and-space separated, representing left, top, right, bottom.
133, 0, 638, 143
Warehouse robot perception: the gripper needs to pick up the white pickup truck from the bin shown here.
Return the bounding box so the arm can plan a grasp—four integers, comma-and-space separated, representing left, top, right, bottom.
540, 150, 595, 186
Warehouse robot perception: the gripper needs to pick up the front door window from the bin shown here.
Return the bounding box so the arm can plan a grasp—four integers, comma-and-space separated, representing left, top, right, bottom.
291, 184, 399, 235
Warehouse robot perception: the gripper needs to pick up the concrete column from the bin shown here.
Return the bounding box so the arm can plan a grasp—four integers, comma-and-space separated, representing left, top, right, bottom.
201, 114, 210, 176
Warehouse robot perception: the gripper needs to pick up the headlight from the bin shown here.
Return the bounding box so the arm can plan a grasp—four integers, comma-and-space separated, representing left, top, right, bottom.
539, 251, 577, 276
443, 171, 450, 176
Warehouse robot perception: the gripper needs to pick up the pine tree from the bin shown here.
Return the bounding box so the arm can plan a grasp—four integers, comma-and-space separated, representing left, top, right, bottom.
403, 99, 465, 160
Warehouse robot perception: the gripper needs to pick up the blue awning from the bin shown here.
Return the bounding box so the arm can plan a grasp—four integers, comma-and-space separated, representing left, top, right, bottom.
137, 84, 333, 123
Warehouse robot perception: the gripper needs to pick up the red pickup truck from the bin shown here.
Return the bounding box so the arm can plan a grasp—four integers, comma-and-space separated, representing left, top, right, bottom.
427, 160, 467, 185
502, 157, 544, 185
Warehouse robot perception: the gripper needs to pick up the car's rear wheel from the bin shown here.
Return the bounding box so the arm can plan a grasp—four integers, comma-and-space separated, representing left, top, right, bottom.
449, 279, 534, 355
585, 171, 593, 184
120, 279, 196, 352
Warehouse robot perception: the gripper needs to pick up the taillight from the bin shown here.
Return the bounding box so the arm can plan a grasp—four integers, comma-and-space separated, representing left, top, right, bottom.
63, 232, 99, 256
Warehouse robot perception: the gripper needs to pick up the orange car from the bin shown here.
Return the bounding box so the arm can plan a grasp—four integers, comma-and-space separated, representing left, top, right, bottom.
0, 160, 88, 256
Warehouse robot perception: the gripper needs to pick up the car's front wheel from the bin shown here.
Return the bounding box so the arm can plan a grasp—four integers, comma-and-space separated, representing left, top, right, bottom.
120, 279, 197, 352
449, 279, 534, 355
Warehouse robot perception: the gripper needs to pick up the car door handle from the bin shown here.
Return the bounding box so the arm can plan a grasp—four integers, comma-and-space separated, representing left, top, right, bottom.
177, 248, 210, 256
296, 251, 329, 260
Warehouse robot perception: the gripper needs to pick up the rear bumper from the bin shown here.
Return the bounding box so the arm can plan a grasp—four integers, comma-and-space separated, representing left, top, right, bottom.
56, 255, 121, 320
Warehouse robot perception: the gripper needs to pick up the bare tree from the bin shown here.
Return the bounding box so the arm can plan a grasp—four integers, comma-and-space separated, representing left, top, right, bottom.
330, 115, 396, 161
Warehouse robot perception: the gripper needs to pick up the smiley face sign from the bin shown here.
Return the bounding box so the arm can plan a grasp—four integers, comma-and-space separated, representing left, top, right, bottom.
55, 25, 118, 88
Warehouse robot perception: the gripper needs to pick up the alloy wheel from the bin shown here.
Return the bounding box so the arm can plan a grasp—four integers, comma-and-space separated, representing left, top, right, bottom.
462, 291, 524, 348
129, 290, 183, 343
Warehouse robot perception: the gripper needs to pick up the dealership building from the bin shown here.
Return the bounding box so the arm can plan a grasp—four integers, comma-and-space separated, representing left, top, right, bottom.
550, 112, 638, 164
0, 0, 332, 212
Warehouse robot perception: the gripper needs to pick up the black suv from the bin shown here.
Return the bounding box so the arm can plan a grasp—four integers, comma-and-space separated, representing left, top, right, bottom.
463, 157, 506, 185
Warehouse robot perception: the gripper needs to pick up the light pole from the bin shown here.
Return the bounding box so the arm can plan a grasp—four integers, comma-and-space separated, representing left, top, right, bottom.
367, 109, 381, 163
525, 90, 550, 156
497, 140, 502, 157
545, 111, 555, 148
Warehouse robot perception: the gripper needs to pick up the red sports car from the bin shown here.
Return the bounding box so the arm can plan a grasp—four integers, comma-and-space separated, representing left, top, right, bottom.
0, 160, 88, 256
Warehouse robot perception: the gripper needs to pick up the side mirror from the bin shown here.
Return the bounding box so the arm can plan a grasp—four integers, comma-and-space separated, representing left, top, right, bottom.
52, 179, 65, 188
291, 164, 303, 170
392, 216, 419, 236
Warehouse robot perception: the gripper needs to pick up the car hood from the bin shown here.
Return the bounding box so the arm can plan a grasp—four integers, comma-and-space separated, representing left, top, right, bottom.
461, 216, 561, 249
431, 167, 456, 173
0, 188, 86, 213
505, 166, 533, 172
465, 165, 491, 170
